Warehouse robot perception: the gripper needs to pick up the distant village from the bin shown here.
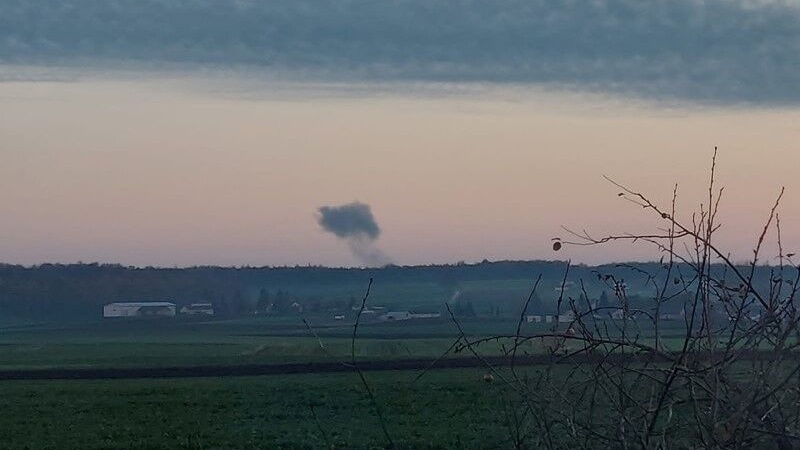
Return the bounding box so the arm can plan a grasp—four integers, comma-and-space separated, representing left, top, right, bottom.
102, 301, 442, 322
101, 274, 751, 326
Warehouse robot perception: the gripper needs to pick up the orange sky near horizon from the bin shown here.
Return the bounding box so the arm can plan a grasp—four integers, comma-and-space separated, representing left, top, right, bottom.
1, 78, 798, 267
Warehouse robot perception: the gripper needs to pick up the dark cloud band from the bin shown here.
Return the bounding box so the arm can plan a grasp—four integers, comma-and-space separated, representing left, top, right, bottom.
1, 0, 799, 104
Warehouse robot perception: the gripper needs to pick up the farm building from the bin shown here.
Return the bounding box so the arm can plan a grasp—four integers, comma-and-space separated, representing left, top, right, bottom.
380, 311, 442, 321
557, 311, 575, 323
541, 312, 575, 324
180, 303, 214, 316
382, 311, 412, 321
658, 312, 683, 321
103, 302, 177, 318
410, 312, 441, 319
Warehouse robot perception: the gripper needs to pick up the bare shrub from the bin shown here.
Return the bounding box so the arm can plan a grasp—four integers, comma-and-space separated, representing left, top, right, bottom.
448, 149, 800, 449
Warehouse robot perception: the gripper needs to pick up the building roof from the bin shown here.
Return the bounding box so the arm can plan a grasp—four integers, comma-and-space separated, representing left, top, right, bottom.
106, 302, 176, 307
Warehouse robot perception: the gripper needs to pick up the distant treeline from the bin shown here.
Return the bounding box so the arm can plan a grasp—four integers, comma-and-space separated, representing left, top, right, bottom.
0, 260, 779, 322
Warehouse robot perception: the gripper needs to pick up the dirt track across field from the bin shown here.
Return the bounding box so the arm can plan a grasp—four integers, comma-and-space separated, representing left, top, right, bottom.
0, 350, 786, 381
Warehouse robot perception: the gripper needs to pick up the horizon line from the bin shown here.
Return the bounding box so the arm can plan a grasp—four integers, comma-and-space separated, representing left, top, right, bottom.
0, 258, 773, 271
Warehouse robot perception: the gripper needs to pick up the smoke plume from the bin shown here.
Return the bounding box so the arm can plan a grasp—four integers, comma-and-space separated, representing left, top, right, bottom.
317, 202, 392, 267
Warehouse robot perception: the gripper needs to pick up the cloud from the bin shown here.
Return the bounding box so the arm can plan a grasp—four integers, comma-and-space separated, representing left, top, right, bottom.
1, 0, 799, 104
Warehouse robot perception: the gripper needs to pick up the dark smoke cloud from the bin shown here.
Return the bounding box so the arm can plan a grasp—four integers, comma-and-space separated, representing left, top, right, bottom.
318, 202, 380, 240
1, 0, 800, 104
345, 239, 392, 269
318, 202, 391, 267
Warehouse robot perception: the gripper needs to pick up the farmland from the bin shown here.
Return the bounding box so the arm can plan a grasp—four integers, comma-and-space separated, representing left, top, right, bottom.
0, 314, 570, 449
0, 317, 503, 370
0, 311, 695, 372
0, 370, 513, 450
0, 314, 772, 450
0, 265, 748, 449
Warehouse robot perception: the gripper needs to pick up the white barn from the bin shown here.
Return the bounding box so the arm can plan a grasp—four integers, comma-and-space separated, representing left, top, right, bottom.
103, 302, 177, 318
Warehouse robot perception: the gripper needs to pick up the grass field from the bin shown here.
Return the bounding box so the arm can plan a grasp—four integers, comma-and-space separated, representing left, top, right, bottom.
0, 336, 461, 370
0, 369, 515, 450
0, 317, 515, 370
0, 314, 693, 370
0, 316, 555, 448
0, 313, 697, 449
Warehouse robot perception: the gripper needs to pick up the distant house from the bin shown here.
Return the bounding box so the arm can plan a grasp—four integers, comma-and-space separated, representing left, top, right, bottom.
611, 309, 641, 320
541, 312, 575, 323
333, 314, 346, 320
557, 311, 575, 323
382, 311, 412, 321
526, 315, 543, 323
409, 312, 441, 319
658, 312, 683, 321
380, 311, 441, 321
180, 303, 215, 316
103, 302, 176, 318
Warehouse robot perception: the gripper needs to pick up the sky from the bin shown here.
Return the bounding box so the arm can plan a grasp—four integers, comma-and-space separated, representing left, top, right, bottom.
1, 0, 799, 267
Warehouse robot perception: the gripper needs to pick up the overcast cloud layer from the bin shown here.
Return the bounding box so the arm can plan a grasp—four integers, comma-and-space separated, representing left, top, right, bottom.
1, 0, 799, 104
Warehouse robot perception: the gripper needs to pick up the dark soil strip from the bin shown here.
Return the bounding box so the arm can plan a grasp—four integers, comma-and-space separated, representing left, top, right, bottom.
0, 350, 788, 381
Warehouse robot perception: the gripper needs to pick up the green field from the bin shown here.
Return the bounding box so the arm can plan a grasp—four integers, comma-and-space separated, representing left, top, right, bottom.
0, 369, 517, 450
0, 317, 518, 370
0, 312, 696, 449
0, 314, 692, 370
0, 318, 515, 449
